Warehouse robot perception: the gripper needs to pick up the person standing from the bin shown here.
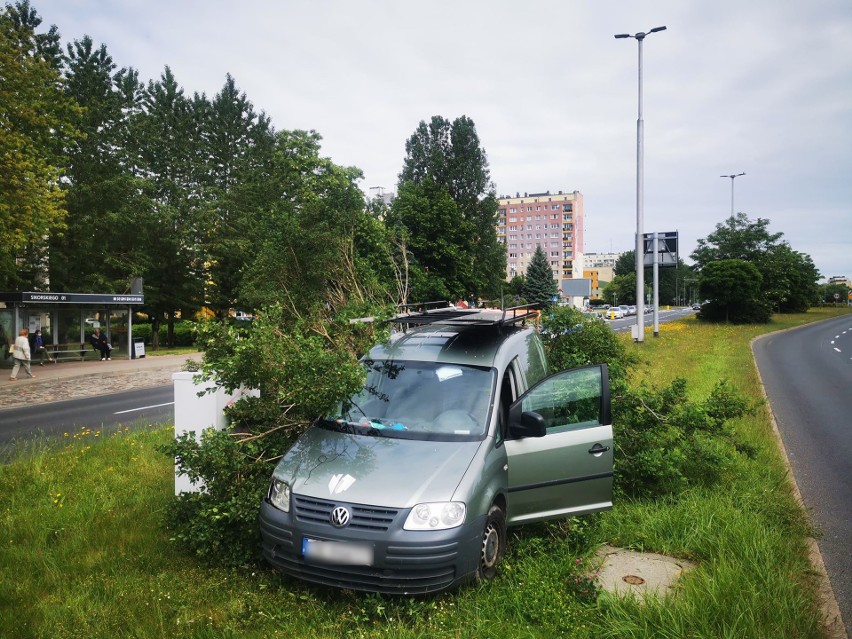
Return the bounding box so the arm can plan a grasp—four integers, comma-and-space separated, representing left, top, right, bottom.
10, 328, 36, 381
89, 327, 111, 360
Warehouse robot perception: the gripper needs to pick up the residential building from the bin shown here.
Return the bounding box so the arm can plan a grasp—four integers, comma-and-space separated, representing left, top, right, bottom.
583, 266, 614, 300
584, 252, 622, 269
497, 190, 584, 292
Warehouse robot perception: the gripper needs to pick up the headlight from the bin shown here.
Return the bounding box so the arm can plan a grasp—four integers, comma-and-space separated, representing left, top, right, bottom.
269, 479, 291, 512
403, 502, 466, 531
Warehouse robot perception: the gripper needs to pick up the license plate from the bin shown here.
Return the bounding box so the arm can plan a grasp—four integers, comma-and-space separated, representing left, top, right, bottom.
302, 538, 374, 566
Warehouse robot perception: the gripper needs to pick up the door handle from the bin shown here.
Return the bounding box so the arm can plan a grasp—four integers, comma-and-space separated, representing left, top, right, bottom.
588, 444, 610, 455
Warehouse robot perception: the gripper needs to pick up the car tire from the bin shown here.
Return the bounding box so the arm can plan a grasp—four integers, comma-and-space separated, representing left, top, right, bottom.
476, 504, 506, 581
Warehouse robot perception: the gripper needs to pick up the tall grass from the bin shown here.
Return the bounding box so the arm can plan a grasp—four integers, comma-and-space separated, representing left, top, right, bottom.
2, 307, 848, 638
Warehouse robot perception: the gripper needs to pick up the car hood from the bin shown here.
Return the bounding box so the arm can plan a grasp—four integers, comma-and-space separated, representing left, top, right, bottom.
272, 426, 483, 508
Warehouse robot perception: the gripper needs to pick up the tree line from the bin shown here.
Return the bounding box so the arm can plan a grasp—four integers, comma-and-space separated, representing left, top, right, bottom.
2, 2, 830, 335
1, 2, 505, 344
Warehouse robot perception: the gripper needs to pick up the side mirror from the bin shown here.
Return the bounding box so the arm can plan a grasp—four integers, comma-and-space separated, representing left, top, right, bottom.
508, 405, 546, 439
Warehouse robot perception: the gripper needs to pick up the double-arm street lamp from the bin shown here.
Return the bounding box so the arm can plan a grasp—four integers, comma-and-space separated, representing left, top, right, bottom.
615, 25, 666, 343
720, 172, 745, 217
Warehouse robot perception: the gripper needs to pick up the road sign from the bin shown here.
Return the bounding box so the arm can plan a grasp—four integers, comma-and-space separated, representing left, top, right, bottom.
642, 231, 679, 267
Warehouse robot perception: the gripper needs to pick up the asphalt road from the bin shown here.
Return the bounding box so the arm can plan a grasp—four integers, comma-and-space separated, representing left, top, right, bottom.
0, 385, 174, 445
753, 315, 852, 635
603, 306, 697, 333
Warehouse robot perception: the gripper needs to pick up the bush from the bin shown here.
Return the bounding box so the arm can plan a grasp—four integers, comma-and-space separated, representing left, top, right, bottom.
541, 305, 637, 383
162, 428, 285, 565
613, 378, 753, 497
131, 321, 196, 347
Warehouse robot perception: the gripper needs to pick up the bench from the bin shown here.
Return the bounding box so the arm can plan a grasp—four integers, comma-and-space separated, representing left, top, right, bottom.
45, 342, 120, 362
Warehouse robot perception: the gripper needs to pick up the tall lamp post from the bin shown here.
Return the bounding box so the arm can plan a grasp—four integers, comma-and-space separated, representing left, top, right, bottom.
720, 172, 745, 217
615, 25, 666, 343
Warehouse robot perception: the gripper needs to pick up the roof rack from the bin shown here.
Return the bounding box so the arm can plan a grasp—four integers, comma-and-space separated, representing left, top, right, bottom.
389, 301, 541, 328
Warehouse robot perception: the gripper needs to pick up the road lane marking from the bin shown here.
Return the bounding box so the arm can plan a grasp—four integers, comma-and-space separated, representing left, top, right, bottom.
831, 340, 835, 344
833, 348, 842, 353
114, 402, 174, 415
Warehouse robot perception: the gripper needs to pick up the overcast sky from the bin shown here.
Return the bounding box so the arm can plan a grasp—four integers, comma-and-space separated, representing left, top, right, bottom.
38, 0, 852, 279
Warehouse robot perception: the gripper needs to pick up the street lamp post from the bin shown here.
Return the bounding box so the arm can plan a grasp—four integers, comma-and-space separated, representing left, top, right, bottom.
616, 25, 666, 343
720, 172, 745, 217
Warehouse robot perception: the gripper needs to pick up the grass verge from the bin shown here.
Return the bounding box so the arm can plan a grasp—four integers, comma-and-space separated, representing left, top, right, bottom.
2, 307, 849, 638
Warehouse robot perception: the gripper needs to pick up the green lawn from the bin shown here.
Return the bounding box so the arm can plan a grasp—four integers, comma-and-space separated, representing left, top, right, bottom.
2, 307, 849, 638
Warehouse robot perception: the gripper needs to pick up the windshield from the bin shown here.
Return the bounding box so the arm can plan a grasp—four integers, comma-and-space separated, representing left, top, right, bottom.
319, 359, 496, 441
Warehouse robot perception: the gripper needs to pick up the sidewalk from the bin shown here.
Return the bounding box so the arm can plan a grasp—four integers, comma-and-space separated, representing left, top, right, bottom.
0, 353, 202, 410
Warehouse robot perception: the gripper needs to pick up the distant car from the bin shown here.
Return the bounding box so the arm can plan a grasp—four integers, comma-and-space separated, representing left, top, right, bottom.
234, 311, 254, 321
627, 305, 637, 316
691, 304, 701, 311
606, 307, 624, 320
645, 305, 654, 314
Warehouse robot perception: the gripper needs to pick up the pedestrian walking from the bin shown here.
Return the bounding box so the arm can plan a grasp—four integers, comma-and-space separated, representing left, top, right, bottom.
9, 328, 36, 381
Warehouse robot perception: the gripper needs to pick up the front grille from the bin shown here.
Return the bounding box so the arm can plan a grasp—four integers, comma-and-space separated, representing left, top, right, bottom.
294, 495, 399, 531
266, 550, 457, 595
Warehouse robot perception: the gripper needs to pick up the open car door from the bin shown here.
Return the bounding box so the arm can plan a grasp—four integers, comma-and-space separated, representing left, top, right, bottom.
505, 364, 613, 525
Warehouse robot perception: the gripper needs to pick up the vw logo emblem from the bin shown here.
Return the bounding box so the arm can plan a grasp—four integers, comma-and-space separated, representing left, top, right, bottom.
330, 506, 350, 528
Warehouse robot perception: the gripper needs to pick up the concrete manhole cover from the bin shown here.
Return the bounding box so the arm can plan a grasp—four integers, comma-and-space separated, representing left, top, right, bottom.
594, 545, 696, 597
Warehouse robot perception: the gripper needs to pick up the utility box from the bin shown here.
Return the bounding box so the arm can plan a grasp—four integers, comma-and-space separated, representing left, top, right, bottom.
172, 371, 259, 495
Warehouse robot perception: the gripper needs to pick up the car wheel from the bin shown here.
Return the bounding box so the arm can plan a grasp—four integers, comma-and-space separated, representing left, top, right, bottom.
476, 504, 506, 581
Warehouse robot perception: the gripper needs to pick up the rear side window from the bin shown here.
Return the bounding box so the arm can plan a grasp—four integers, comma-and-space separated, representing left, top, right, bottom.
516, 333, 547, 389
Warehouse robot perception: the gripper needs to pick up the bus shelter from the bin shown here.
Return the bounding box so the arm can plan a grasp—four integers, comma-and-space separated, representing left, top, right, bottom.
0, 291, 145, 366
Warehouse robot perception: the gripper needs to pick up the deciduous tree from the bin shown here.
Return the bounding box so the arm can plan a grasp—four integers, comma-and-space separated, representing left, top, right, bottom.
392, 115, 504, 301
0, 2, 79, 288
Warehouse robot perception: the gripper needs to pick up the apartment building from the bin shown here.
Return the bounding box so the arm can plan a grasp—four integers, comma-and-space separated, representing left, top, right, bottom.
497, 190, 584, 288
584, 252, 622, 269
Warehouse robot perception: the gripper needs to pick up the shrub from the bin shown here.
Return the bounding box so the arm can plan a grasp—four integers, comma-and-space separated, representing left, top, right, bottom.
613, 378, 754, 497
541, 305, 637, 383
131, 321, 196, 347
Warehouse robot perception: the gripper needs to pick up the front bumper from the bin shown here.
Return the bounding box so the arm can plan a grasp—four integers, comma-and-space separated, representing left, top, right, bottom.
259, 494, 484, 595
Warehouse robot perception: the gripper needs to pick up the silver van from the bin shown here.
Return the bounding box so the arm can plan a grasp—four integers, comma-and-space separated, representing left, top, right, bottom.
260, 305, 613, 594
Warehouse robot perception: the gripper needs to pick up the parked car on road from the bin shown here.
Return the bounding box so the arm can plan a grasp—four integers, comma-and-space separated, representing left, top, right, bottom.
606, 307, 624, 320
260, 304, 613, 594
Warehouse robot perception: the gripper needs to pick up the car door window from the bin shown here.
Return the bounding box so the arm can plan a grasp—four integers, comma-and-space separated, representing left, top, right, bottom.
519, 365, 607, 432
